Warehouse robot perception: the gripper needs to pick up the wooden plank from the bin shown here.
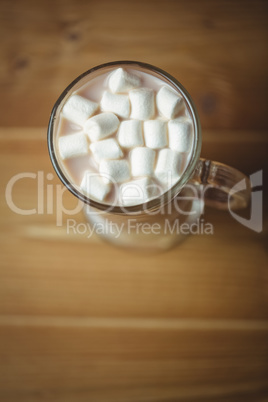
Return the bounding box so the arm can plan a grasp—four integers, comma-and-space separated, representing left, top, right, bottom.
0, 212, 267, 320
0, 323, 267, 402
0, 0, 267, 129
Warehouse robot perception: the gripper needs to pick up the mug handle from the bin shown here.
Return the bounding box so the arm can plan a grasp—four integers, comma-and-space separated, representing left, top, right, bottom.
191, 158, 251, 210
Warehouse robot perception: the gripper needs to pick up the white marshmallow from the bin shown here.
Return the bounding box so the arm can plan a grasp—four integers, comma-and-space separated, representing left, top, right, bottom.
58, 132, 88, 160
156, 86, 183, 119
168, 117, 193, 153
99, 159, 130, 183
90, 138, 123, 163
120, 177, 160, 206
108, 68, 141, 93
155, 148, 183, 186
117, 119, 144, 148
144, 120, 167, 149
129, 88, 155, 120
100, 91, 130, 118
62, 95, 98, 126
80, 171, 111, 202
84, 112, 119, 142
130, 147, 156, 177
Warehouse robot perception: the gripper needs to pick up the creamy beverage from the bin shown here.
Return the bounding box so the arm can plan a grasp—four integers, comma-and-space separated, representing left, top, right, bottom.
48, 62, 250, 251
54, 67, 194, 207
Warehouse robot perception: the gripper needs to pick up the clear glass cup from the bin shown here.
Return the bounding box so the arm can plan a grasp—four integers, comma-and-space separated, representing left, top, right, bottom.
48, 61, 251, 251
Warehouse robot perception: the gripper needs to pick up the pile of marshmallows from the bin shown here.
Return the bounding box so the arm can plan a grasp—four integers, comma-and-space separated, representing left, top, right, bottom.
58, 68, 193, 206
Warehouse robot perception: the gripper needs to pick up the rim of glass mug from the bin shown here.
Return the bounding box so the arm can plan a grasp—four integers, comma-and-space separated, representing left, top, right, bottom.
47, 60, 250, 214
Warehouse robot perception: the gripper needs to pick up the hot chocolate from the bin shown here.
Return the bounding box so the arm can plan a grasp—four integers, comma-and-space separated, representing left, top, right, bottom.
55, 67, 194, 207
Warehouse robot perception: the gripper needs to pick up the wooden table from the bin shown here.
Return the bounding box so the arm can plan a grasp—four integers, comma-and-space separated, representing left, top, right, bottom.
0, 1, 267, 401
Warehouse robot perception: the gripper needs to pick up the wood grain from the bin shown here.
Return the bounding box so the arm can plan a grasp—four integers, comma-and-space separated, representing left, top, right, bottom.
0, 0, 268, 401
0, 128, 267, 401
0, 323, 268, 402
0, 0, 267, 129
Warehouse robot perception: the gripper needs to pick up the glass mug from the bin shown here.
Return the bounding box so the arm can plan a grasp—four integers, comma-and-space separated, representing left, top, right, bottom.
48, 61, 250, 251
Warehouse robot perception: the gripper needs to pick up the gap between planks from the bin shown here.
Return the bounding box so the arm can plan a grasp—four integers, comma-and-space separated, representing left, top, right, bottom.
0, 315, 267, 331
